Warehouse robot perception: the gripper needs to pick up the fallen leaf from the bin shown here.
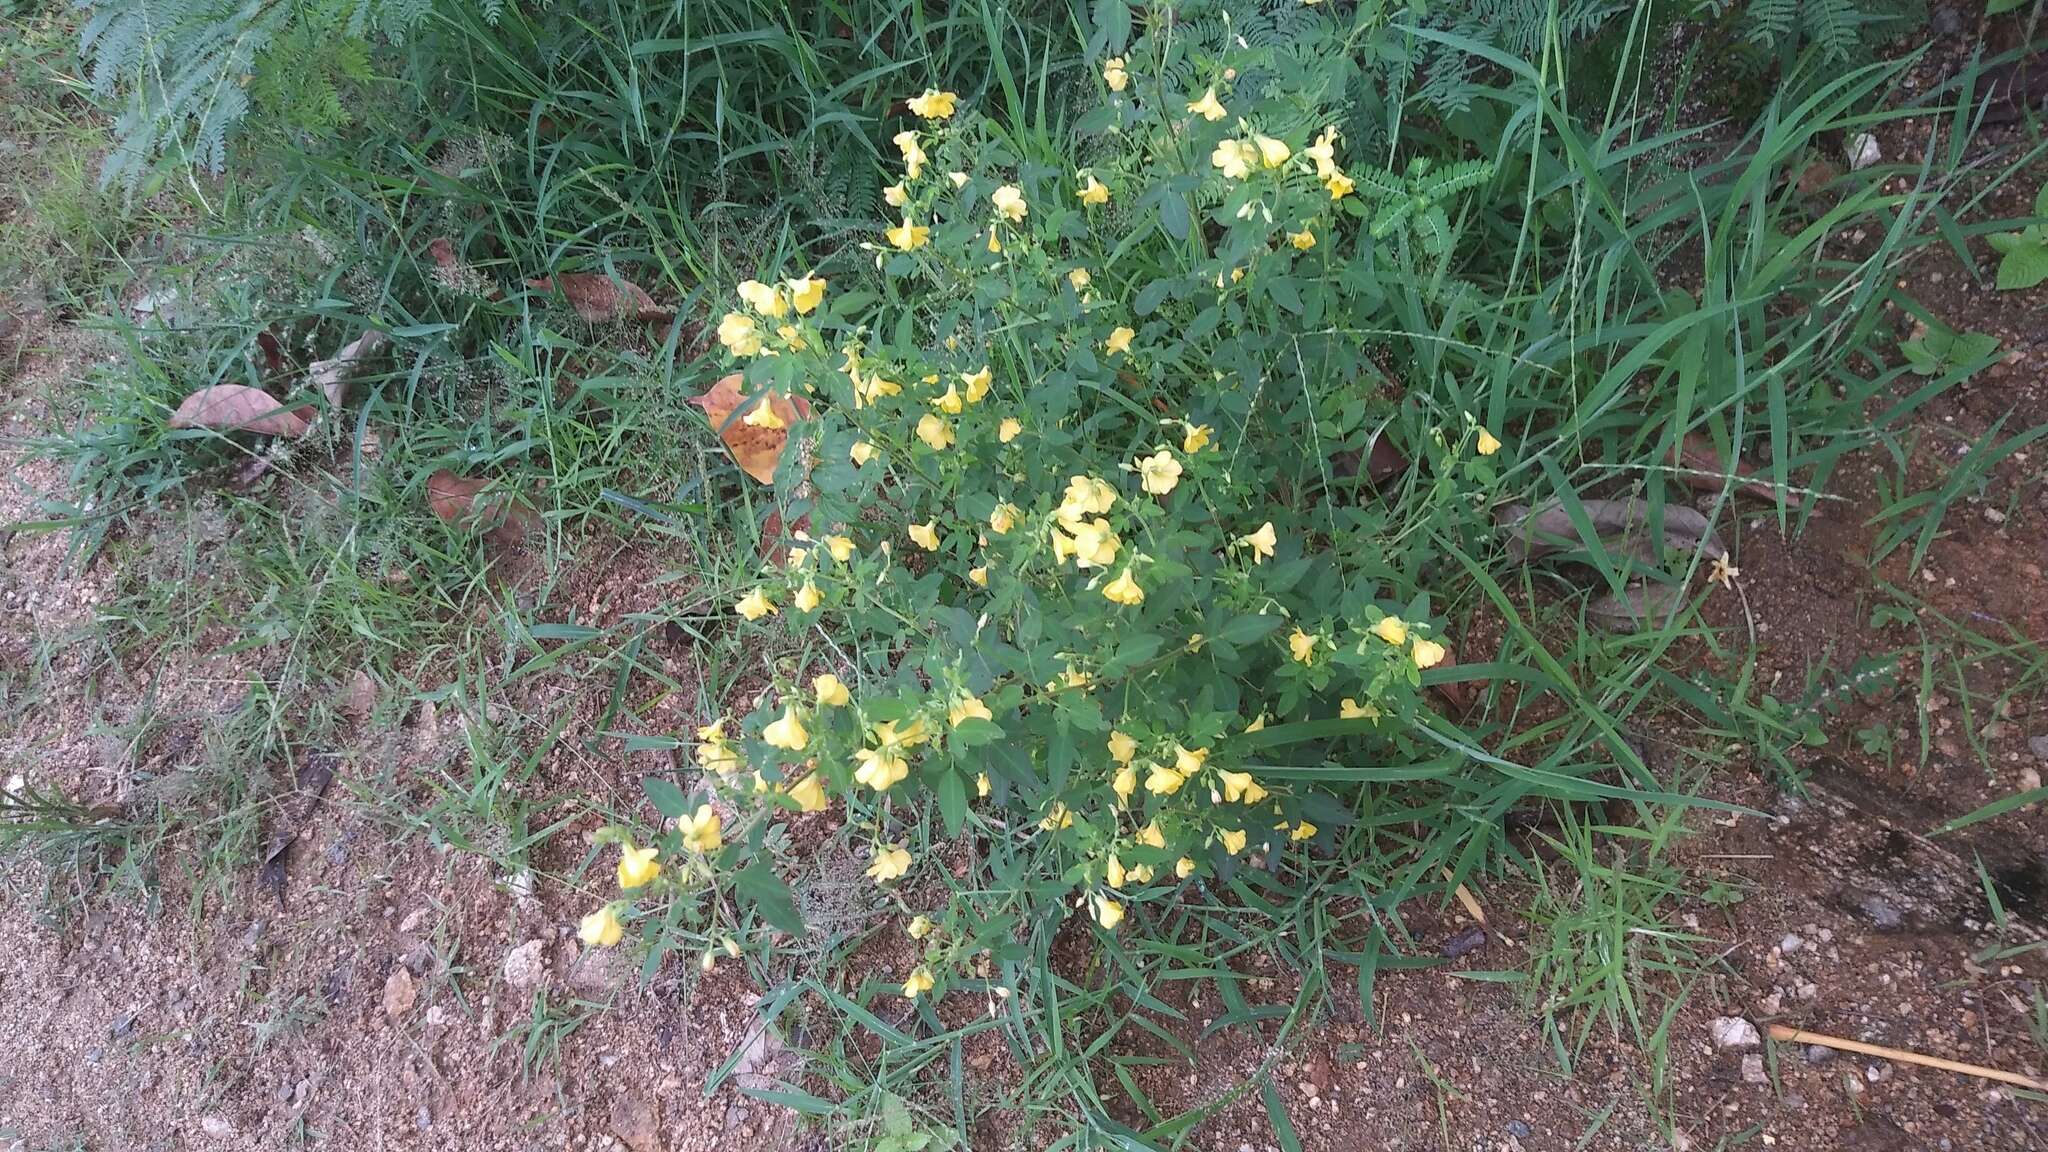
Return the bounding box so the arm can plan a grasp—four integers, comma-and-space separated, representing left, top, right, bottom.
257, 753, 337, 908
1588, 582, 1686, 633
1795, 160, 1841, 197
1669, 432, 1778, 503
254, 327, 289, 377
309, 329, 389, 409
688, 373, 814, 484
427, 469, 538, 546
1497, 497, 1725, 566
1426, 640, 1477, 715
525, 271, 671, 324
169, 385, 309, 437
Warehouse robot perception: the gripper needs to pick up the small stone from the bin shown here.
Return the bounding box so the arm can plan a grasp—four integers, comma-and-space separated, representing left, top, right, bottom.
416, 1106, 432, 1130
1710, 1016, 1761, 1050
382, 968, 418, 1020
1506, 1119, 1533, 1139
1741, 1053, 1768, 1084
1779, 934, 1804, 955
200, 1117, 233, 1140
1931, 6, 1963, 35
610, 1094, 661, 1152
398, 908, 429, 934
2028, 735, 2048, 764
1848, 133, 1882, 171
1855, 891, 1904, 930
502, 940, 547, 990
1805, 1045, 1835, 1064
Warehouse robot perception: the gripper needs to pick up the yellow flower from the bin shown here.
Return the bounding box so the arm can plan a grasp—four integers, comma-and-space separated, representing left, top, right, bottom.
1103, 56, 1128, 92
1187, 86, 1227, 121
824, 535, 856, 562
1305, 126, 1340, 179
1063, 517, 1120, 569
1183, 423, 1212, 453
786, 773, 828, 813
1288, 628, 1318, 663
1137, 449, 1183, 495
987, 229, 1001, 253
785, 273, 826, 315
1104, 326, 1135, 356
677, 804, 723, 854
1127, 863, 1154, 884
1092, 892, 1125, 930
1068, 268, 1092, 293
907, 915, 933, 940
1289, 228, 1316, 251
1211, 138, 1252, 180
737, 279, 787, 317
1252, 134, 1291, 167
1136, 821, 1166, 849
883, 182, 909, 207
850, 441, 877, 466
1102, 567, 1145, 606
736, 588, 777, 620
987, 503, 1019, 535
1412, 639, 1447, 669
875, 716, 930, 749
977, 772, 991, 797
792, 580, 822, 613
1144, 763, 1185, 795
1107, 729, 1138, 763
616, 842, 661, 888
968, 566, 987, 586
717, 311, 763, 356
1219, 827, 1248, 855
901, 965, 935, 999
1039, 802, 1074, 830
1174, 744, 1210, 775
1216, 769, 1268, 805
1175, 857, 1197, 879
762, 704, 810, 751
886, 217, 931, 251
1290, 821, 1318, 842
929, 383, 964, 415
892, 129, 926, 179
948, 171, 968, 188
1241, 521, 1277, 562
1325, 171, 1355, 200
907, 88, 958, 119
998, 417, 1023, 443
1476, 426, 1501, 455
775, 324, 806, 350
1372, 616, 1408, 647
1340, 698, 1380, 720
867, 844, 913, 883
853, 747, 911, 791
916, 413, 954, 451
1111, 763, 1136, 801
1107, 853, 1126, 888
1077, 173, 1110, 205
1059, 475, 1118, 520
856, 374, 902, 407
579, 906, 624, 947
961, 365, 992, 402
814, 673, 851, 707
742, 396, 786, 430
948, 693, 993, 727
991, 185, 1028, 224
1060, 665, 1094, 691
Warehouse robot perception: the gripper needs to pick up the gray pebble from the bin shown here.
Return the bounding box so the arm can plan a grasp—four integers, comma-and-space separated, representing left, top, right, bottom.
1805, 1044, 1835, 1064
1931, 7, 1963, 35
1506, 1119, 1533, 1139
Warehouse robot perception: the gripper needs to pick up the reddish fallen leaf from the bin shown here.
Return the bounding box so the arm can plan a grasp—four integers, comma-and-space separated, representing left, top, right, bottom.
427, 469, 538, 546
688, 373, 813, 484
1670, 432, 1778, 503
310, 329, 389, 410
1332, 435, 1408, 486
1427, 640, 1477, 716
525, 271, 672, 324
427, 237, 461, 274
255, 328, 289, 377
169, 385, 309, 437
760, 508, 813, 567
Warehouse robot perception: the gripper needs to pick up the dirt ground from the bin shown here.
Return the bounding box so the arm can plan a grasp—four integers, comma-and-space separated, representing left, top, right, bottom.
3, 13, 2047, 1152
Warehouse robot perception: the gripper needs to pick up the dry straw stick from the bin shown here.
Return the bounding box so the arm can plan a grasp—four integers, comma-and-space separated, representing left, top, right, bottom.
1768, 1024, 2047, 1092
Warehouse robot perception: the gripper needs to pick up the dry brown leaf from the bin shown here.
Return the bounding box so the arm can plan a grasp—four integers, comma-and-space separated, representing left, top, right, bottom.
1426, 640, 1477, 715
525, 271, 671, 324
427, 469, 538, 546
310, 329, 389, 410
688, 373, 814, 485
1670, 432, 1779, 503
169, 385, 310, 437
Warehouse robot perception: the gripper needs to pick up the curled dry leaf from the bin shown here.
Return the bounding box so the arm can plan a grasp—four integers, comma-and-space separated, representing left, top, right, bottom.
169, 384, 310, 438
1425, 640, 1477, 715
1670, 432, 1778, 503
1588, 582, 1686, 633
525, 271, 671, 324
1497, 497, 1725, 566
688, 373, 814, 484
310, 329, 389, 409
427, 469, 539, 547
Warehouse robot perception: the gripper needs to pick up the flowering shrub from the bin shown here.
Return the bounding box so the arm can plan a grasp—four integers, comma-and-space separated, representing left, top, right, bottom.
588, 24, 1510, 996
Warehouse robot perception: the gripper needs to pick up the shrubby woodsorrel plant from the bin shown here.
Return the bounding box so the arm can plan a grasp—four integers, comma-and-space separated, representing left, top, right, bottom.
584, 29, 1505, 996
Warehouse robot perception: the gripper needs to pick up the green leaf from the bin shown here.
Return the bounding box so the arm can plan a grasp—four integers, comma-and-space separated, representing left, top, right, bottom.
1159, 191, 1190, 241
1215, 614, 1284, 645
1994, 236, 2048, 290
1089, 0, 1131, 55
1988, 0, 2028, 12
643, 776, 690, 819
950, 716, 1004, 746
935, 768, 968, 836
1134, 279, 1172, 316
1900, 325, 2000, 376
1264, 275, 1303, 314
735, 861, 805, 935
